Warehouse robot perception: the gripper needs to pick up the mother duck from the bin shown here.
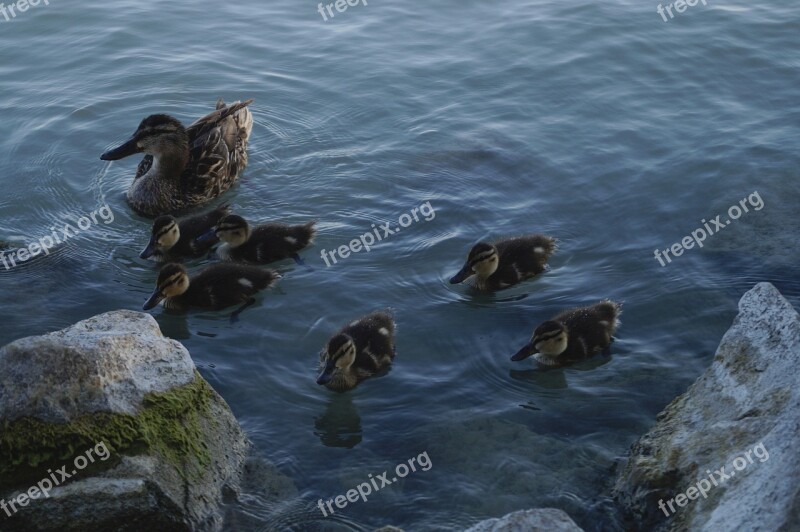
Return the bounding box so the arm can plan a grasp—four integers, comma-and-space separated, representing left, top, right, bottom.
101, 98, 254, 217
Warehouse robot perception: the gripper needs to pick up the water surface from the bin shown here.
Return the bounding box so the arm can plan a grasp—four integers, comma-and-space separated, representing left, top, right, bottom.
1, 0, 798, 530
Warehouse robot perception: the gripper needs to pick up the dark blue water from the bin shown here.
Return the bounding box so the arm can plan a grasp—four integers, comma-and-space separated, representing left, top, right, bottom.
1, 0, 798, 530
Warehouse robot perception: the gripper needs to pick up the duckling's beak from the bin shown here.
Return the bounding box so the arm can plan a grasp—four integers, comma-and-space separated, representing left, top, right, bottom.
143, 289, 165, 311
449, 263, 473, 284
101, 136, 141, 161
511, 342, 537, 361
140, 239, 158, 259
316, 359, 336, 386
196, 229, 217, 244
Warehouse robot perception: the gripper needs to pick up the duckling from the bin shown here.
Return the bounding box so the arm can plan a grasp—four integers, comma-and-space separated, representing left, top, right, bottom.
101, 98, 254, 217
449, 234, 556, 291
511, 300, 622, 366
200, 214, 316, 265
140, 204, 230, 262
316, 311, 396, 392
143, 262, 278, 318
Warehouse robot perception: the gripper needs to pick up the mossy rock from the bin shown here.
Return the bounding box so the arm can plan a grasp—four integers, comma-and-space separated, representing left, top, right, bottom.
0, 371, 215, 492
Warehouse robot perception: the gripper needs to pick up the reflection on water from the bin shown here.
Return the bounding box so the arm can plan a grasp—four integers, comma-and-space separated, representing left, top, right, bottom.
314, 393, 363, 449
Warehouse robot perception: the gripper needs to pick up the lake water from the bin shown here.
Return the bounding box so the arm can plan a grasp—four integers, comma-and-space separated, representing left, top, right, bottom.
1, 0, 798, 530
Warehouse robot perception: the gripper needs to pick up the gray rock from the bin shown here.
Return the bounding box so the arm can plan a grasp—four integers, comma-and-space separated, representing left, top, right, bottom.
613, 282, 800, 531
465, 508, 583, 532
0, 310, 252, 531
0, 310, 194, 422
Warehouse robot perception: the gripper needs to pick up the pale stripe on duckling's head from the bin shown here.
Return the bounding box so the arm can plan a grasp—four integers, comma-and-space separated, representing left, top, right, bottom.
156, 263, 190, 297
532, 320, 569, 356
215, 214, 251, 247
151, 216, 180, 249
468, 242, 500, 277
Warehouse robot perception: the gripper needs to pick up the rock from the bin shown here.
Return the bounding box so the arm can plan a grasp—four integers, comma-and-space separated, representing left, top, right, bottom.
0, 310, 250, 531
0, 310, 195, 422
465, 508, 583, 531
613, 282, 800, 531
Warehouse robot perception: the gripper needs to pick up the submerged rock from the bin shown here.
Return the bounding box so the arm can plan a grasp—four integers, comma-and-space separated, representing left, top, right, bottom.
465, 508, 583, 531
613, 282, 800, 531
0, 310, 249, 531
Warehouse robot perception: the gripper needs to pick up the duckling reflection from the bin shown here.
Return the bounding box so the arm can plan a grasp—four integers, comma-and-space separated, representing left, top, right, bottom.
313, 393, 362, 448
509, 351, 614, 386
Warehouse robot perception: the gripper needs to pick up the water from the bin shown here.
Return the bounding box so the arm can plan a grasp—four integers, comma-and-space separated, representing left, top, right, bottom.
1, 0, 799, 530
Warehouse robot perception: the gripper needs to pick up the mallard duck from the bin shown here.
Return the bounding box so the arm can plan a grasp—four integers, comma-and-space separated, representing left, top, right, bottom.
511, 300, 622, 366
140, 204, 230, 262
316, 311, 396, 392
143, 262, 278, 317
199, 214, 316, 265
449, 234, 556, 291
101, 98, 254, 217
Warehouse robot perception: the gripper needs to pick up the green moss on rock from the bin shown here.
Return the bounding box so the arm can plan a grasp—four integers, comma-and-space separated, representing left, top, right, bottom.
0, 371, 215, 491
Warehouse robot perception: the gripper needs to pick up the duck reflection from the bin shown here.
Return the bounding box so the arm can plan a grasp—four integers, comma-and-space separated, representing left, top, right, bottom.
509, 350, 613, 388
313, 393, 362, 448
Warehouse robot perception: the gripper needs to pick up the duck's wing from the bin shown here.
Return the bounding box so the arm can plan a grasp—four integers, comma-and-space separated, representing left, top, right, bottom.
181, 99, 254, 198
185, 98, 254, 141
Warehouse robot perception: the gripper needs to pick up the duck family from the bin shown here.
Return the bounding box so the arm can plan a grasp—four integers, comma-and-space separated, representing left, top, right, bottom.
101, 98, 622, 393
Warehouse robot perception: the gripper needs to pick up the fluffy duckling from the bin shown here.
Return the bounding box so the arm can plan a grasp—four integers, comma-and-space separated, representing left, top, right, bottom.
511, 300, 622, 366
450, 234, 556, 291
101, 98, 254, 217
143, 262, 278, 317
317, 311, 396, 392
201, 214, 316, 265
140, 204, 230, 262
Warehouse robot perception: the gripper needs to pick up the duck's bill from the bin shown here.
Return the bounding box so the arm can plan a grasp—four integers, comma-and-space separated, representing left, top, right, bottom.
449, 263, 472, 284
196, 229, 217, 244
316, 360, 335, 385
101, 137, 141, 161
511, 343, 537, 361
139, 240, 158, 259
143, 290, 165, 311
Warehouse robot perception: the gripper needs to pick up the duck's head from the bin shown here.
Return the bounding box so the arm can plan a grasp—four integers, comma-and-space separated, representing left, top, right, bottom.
207, 214, 251, 248
141, 216, 180, 259
449, 242, 499, 284
101, 114, 188, 161
317, 334, 357, 389
511, 320, 569, 361
143, 263, 190, 310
